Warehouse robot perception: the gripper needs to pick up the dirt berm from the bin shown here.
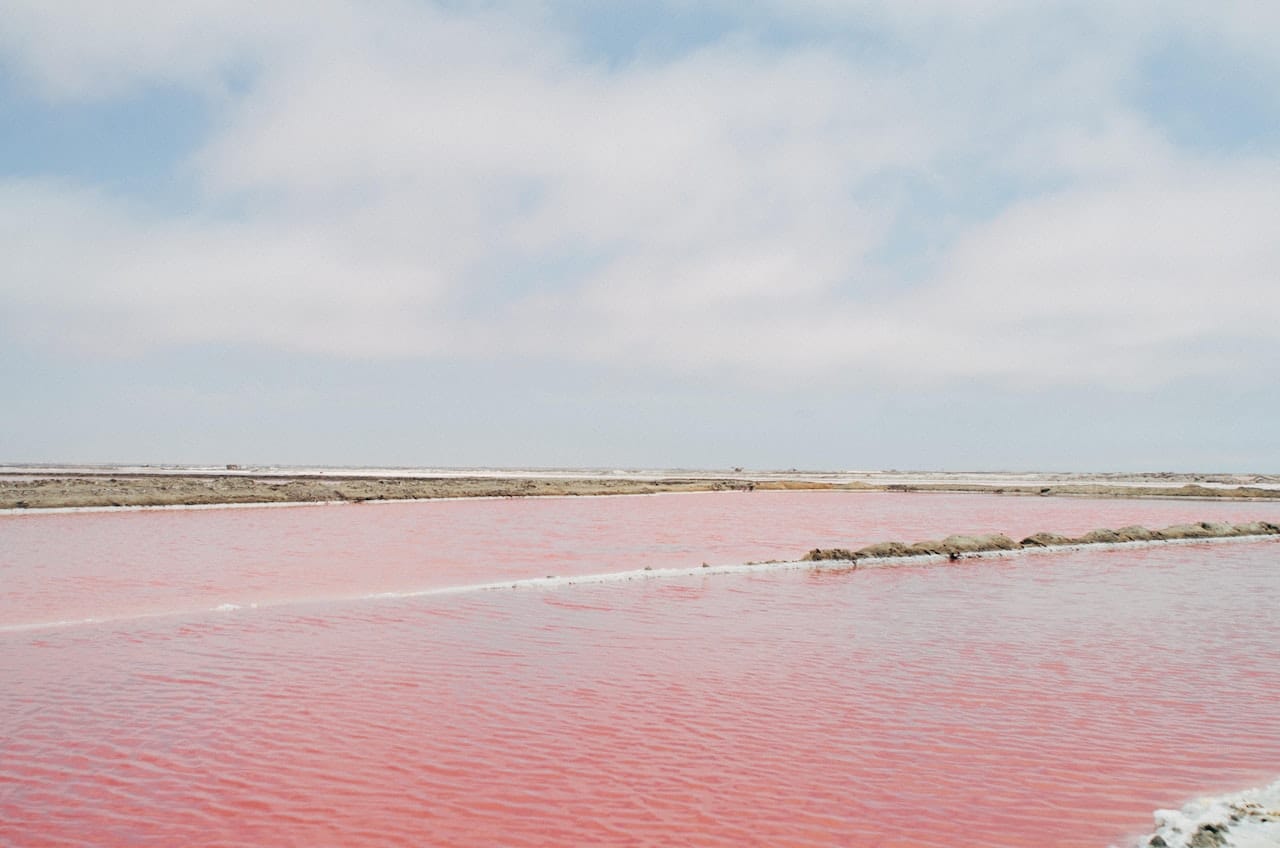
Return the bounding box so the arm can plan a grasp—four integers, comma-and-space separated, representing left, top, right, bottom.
803, 521, 1280, 562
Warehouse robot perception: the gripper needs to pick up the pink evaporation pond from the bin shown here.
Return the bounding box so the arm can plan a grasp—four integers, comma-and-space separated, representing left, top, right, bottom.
4, 490, 1280, 629
1, 493, 1279, 847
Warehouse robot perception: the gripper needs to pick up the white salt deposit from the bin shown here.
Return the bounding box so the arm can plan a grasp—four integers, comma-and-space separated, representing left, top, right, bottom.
1134, 780, 1280, 847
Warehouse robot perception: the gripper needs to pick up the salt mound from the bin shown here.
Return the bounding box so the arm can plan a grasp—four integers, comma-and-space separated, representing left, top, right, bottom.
1138, 779, 1280, 847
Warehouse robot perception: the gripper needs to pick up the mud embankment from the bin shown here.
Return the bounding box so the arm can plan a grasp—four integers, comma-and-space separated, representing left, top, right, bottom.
880, 482, 1280, 499
0, 475, 853, 510
803, 521, 1280, 562
3, 471, 1280, 511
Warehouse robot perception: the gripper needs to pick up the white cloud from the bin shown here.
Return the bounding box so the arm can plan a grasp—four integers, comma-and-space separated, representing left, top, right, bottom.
1, 1, 1278, 388
1, 179, 454, 357
0, 0, 288, 97
872, 162, 1280, 385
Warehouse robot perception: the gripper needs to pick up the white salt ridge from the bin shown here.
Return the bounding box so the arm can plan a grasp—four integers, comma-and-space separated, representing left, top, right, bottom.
0, 602, 259, 633
1132, 779, 1280, 847
2, 534, 1277, 634
362, 535, 1280, 602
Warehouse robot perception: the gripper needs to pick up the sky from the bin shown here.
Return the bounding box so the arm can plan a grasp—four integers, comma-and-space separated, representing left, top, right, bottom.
1, 1, 1278, 471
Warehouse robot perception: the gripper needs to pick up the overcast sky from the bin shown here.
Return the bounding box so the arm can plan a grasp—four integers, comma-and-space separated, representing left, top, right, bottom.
2, 1, 1278, 471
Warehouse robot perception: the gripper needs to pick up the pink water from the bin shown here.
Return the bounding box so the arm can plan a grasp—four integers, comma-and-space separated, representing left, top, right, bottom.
3, 491, 1280, 846
4, 491, 1280, 629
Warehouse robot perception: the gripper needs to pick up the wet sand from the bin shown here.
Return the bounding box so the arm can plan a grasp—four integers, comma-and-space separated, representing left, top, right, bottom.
2, 467, 1279, 510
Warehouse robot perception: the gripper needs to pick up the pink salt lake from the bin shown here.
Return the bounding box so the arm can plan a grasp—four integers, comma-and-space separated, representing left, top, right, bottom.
3, 491, 1279, 846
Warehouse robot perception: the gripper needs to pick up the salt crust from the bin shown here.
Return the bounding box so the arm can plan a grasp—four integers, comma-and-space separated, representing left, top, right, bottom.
1128, 779, 1280, 848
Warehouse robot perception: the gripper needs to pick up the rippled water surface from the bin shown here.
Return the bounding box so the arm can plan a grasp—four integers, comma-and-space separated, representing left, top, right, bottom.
3, 492, 1280, 846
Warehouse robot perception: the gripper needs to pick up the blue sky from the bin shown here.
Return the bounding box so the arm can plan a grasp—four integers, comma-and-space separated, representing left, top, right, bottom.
2, 1, 1278, 470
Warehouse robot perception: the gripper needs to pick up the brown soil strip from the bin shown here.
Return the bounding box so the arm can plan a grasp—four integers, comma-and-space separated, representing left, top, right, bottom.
879, 482, 1280, 499
0, 475, 863, 510
2, 474, 1279, 511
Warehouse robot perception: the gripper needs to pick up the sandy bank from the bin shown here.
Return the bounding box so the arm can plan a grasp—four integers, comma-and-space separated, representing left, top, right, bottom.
4, 468, 1280, 511
0, 474, 863, 510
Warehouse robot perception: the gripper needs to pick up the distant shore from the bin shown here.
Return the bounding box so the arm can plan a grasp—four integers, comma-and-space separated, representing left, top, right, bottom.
2, 467, 1279, 510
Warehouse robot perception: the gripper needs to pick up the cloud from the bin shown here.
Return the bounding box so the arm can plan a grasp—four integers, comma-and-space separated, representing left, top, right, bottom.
0, 0, 292, 98
867, 160, 1280, 385
1, 179, 455, 357
1, 0, 1278, 389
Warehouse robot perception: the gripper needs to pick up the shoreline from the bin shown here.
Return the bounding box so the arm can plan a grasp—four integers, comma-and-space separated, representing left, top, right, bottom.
0, 475, 811, 511
4, 468, 1280, 511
